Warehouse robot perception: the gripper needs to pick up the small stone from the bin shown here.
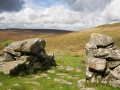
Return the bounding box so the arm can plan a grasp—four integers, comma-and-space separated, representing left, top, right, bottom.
67, 75, 72, 79
33, 89, 39, 90
24, 82, 40, 85
76, 79, 85, 88
47, 70, 55, 73
109, 80, 120, 88
57, 65, 65, 70
0, 82, 3, 86
66, 66, 74, 71
75, 74, 79, 77
101, 80, 108, 85
41, 73, 48, 77
56, 73, 68, 76
81, 88, 96, 90
75, 67, 82, 72
54, 78, 72, 85
13, 83, 22, 89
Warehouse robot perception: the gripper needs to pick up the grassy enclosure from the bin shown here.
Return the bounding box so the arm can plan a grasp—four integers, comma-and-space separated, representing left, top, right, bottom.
0, 23, 120, 90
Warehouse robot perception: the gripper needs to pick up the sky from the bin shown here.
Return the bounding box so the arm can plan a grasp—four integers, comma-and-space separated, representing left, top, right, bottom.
0, 0, 120, 31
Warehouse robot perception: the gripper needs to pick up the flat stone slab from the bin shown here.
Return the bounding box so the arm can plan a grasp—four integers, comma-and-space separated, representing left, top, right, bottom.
0, 82, 3, 86
24, 81, 40, 85
81, 88, 96, 90
57, 65, 65, 70
66, 66, 74, 71
47, 70, 55, 73
54, 78, 72, 85
56, 73, 68, 76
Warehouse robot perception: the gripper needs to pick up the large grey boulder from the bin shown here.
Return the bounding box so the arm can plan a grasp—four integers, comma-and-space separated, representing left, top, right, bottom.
0, 38, 56, 75
21, 38, 45, 54
90, 33, 114, 47
4, 38, 46, 54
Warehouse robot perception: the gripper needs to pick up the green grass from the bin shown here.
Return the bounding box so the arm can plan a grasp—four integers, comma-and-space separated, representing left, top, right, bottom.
0, 54, 119, 90
1, 40, 15, 46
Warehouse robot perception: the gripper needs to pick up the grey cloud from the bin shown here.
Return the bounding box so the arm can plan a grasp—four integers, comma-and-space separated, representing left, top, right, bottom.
0, 0, 25, 13
0, 16, 5, 21
65, 0, 112, 12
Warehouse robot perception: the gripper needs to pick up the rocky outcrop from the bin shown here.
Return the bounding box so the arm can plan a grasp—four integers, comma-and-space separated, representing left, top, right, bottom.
0, 38, 56, 75
85, 33, 120, 88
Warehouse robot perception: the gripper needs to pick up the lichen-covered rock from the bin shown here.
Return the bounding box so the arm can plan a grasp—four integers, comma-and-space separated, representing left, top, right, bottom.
107, 61, 120, 69
21, 38, 45, 54
111, 66, 120, 79
4, 38, 46, 54
90, 33, 114, 47
88, 58, 106, 72
94, 49, 120, 60
109, 80, 120, 88
0, 52, 15, 62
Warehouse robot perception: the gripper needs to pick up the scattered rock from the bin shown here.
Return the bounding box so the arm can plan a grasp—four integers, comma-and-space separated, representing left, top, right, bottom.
66, 66, 74, 71
57, 65, 65, 70
109, 80, 120, 88
33, 75, 42, 79
81, 88, 96, 90
54, 78, 72, 85
47, 70, 55, 73
24, 81, 40, 85
76, 79, 85, 88
56, 73, 68, 76
41, 73, 48, 77
75, 67, 83, 72
0, 82, 3, 86
13, 83, 22, 89
101, 80, 108, 85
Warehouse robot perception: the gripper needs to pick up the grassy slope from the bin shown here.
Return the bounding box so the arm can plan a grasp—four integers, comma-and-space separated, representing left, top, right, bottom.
45, 23, 120, 52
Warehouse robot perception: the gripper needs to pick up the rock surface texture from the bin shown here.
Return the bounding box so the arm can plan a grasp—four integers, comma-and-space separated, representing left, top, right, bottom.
0, 38, 56, 75
85, 33, 120, 88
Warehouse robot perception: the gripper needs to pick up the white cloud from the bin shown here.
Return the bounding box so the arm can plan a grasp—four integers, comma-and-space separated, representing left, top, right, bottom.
0, 5, 103, 30
0, 0, 120, 31
102, 0, 120, 22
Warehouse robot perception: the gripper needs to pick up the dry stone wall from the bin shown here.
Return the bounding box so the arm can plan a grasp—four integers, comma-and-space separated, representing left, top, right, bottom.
85, 33, 120, 88
0, 38, 56, 75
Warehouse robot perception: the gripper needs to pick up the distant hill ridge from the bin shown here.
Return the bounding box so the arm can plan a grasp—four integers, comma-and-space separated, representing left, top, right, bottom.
45, 22, 120, 51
